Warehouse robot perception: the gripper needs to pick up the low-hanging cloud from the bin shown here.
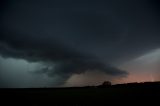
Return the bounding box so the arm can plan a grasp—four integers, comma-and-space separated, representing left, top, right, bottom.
1, 0, 160, 86
0, 31, 127, 86
3, 0, 160, 86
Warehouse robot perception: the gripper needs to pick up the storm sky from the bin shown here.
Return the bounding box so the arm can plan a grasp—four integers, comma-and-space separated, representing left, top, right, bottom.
0, 0, 160, 88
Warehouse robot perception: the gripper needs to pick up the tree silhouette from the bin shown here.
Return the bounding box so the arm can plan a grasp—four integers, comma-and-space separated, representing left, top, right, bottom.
102, 81, 112, 86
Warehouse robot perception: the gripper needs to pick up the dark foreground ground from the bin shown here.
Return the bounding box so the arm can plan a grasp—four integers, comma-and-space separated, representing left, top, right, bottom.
0, 82, 160, 105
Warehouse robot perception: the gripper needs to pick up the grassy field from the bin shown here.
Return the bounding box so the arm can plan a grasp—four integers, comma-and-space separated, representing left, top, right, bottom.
0, 82, 160, 105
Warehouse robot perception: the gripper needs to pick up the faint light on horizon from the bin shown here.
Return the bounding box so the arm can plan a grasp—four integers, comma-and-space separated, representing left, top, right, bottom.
118, 48, 160, 83
150, 74, 154, 82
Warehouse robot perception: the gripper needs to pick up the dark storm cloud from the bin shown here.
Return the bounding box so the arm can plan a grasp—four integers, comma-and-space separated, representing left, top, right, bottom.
1, 0, 160, 86
0, 30, 127, 85
0, 31, 85, 62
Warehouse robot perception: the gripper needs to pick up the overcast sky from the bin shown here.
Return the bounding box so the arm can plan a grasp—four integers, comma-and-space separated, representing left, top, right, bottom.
0, 0, 160, 88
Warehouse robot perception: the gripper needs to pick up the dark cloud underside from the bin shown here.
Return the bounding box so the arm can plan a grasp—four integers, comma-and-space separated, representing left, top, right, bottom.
0, 0, 160, 87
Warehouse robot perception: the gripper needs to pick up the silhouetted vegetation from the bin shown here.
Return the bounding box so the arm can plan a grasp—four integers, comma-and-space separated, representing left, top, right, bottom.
0, 81, 160, 105
98, 81, 112, 87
